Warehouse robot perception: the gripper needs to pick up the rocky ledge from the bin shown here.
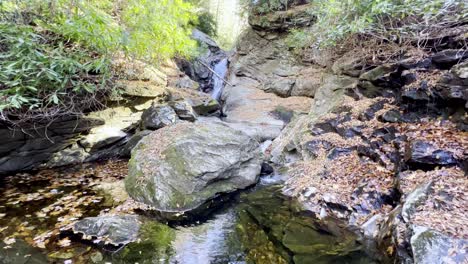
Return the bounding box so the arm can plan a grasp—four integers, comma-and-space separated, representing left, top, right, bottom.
231, 3, 468, 262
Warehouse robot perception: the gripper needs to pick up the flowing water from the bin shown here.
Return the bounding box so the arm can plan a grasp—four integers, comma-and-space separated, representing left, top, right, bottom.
210, 58, 229, 101
0, 161, 382, 264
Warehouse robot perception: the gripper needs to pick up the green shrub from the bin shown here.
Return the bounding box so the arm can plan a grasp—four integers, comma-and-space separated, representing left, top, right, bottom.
306, 0, 467, 48
0, 24, 111, 112
0, 0, 199, 116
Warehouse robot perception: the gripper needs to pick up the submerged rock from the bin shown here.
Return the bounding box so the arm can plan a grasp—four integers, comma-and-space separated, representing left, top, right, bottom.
72, 215, 140, 246
0, 239, 48, 264
125, 122, 262, 218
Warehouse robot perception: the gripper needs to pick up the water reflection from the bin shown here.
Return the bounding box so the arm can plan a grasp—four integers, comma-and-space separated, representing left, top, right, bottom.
107, 186, 381, 264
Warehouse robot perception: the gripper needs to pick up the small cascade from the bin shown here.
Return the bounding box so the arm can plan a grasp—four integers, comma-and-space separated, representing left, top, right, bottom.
210, 58, 228, 101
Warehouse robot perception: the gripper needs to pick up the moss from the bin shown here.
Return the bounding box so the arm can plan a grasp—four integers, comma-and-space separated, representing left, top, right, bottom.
115, 221, 175, 263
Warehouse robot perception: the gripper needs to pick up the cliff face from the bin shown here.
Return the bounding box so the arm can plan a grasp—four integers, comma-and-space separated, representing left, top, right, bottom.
231, 3, 467, 263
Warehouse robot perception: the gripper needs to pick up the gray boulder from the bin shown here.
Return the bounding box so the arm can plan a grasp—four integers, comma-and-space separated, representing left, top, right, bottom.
72, 215, 140, 246
170, 100, 198, 121
125, 122, 262, 218
141, 105, 177, 130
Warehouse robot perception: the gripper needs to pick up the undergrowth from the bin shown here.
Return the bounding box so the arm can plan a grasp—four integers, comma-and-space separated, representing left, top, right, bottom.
0, 0, 198, 124
285, 0, 467, 51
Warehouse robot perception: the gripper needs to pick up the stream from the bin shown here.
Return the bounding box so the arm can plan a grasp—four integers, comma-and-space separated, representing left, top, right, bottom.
0, 2, 387, 264
0, 160, 381, 264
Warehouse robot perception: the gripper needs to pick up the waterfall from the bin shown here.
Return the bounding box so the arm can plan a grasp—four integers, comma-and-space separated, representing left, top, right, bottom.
210, 58, 228, 101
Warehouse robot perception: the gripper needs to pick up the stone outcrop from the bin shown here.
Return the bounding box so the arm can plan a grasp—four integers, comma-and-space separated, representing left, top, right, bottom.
0, 117, 104, 174
125, 122, 262, 219
234, 5, 468, 263
267, 48, 467, 263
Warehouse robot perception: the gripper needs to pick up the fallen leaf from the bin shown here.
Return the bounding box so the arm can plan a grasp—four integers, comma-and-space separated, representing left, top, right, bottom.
3, 237, 16, 245
57, 238, 71, 248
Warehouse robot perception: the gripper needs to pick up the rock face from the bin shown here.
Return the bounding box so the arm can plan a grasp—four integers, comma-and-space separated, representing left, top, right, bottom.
125, 122, 262, 218
234, 6, 467, 261
0, 117, 104, 174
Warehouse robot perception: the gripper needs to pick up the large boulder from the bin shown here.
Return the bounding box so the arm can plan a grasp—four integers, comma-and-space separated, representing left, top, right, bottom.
125, 122, 262, 218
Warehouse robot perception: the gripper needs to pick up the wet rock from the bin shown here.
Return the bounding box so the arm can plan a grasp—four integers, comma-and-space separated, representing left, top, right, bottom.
110, 221, 175, 263
72, 215, 140, 246
410, 226, 467, 264
236, 186, 374, 264
93, 180, 129, 206
405, 140, 457, 166
260, 162, 274, 175
140, 105, 177, 130
431, 49, 468, 68
125, 122, 262, 218
170, 101, 198, 122
0, 239, 48, 264
183, 29, 226, 92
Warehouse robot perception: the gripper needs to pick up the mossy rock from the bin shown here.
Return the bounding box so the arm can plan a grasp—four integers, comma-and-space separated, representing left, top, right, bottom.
125, 122, 262, 219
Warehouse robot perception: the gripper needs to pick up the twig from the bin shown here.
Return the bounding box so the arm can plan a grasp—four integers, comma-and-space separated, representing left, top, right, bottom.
196, 59, 233, 87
